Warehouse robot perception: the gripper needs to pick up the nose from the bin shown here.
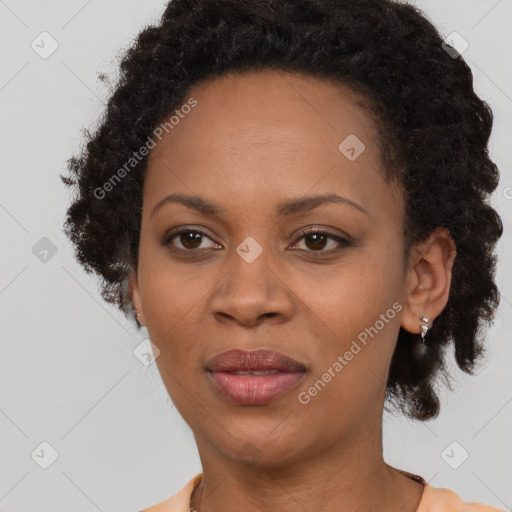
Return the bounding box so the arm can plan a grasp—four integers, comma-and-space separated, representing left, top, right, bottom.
209, 248, 295, 327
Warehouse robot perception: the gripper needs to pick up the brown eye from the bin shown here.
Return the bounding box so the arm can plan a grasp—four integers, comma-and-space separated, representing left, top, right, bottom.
303, 232, 329, 251
164, 229, 218, 251
291, 228, 352, 254
177, 231, 203, 250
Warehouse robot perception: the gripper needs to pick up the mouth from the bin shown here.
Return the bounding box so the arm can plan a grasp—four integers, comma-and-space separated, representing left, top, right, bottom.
205, 348, 307, 405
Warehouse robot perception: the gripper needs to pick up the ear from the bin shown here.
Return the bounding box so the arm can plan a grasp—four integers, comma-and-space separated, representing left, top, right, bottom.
401, 227, 457, 335
128, 269, 146, 326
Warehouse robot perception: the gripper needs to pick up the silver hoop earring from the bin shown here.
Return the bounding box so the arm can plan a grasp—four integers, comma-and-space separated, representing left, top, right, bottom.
419, 316, 430, 344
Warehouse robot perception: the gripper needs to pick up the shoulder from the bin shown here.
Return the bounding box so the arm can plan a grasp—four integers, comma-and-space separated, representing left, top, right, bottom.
419, 484, 506, 512
139, 473, 203, 512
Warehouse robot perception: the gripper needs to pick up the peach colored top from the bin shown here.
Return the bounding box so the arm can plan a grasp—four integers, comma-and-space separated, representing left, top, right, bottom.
139, 468, 506, 512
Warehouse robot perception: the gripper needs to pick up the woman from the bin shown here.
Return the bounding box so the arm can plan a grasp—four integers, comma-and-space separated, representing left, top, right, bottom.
60, 0, 505, 510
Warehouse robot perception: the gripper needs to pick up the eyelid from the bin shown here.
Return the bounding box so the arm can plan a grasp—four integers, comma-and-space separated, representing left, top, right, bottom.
162, 225, 353, 254
293, 225, 354, 244
162, 226, 219, 249
289, 227, 353, 253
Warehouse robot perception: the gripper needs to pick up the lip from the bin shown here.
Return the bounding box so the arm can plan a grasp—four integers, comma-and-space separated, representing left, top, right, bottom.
205, 348, 307, 373
205, 349, 307, 405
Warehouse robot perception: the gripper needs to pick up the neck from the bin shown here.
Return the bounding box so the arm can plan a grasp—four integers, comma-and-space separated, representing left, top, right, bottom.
190, 418, 424, 512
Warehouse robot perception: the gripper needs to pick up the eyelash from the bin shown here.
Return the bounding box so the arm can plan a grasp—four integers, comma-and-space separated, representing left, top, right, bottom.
162, 227, 352, 256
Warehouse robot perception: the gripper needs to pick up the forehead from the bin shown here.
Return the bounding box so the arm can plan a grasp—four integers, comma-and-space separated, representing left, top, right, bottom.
144, 69, 398, 221
150, 68, 381, 157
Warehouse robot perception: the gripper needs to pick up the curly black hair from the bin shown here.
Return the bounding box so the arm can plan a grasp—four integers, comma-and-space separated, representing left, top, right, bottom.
60, 0, 503, 421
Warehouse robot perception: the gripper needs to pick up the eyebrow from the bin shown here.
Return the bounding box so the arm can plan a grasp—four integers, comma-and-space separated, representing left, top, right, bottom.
150, 192, 369, 218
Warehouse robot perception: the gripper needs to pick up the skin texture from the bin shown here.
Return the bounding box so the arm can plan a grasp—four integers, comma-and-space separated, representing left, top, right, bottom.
130, 69, 456, 512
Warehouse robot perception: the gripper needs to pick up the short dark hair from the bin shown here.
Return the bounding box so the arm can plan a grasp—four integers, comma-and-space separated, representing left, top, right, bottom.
60, 0, 503, 421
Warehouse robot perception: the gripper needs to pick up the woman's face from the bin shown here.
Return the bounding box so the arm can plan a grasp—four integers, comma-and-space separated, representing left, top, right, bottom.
131, 69, 415, 466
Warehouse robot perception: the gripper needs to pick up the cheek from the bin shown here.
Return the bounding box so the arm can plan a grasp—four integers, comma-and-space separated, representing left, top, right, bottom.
294, 247, 404, 392
139, 265, 207, 408
141, 272, 204, 351
297, 249, 400, 334
137, 232, 208, 329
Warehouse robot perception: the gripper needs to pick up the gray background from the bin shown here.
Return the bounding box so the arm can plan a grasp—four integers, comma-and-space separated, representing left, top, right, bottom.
0, 0, 511, 510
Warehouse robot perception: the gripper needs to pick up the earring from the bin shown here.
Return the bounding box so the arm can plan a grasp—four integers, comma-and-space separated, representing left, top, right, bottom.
419, 316, 430, 344
135, 312, 143, 325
